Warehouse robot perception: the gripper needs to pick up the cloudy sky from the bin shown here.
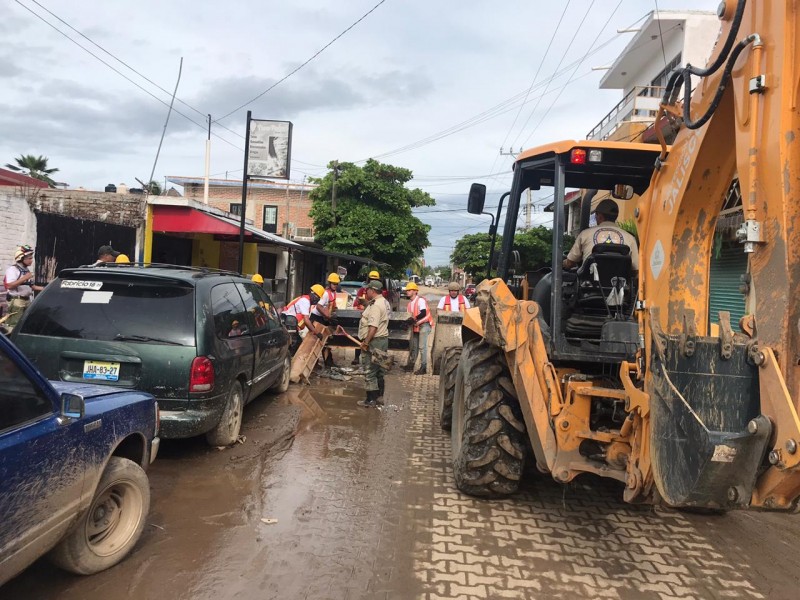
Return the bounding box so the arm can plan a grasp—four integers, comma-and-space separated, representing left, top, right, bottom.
2, 0, 719, 266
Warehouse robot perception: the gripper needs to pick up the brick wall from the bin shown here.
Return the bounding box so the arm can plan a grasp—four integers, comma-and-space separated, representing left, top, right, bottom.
30, 188, 146, 228
183, 182, 316, 237
0, 187, 37, 269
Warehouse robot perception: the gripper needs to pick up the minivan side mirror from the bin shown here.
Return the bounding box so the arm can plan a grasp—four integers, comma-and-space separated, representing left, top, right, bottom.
61, 393, 85, 419
467, 183, 487, 215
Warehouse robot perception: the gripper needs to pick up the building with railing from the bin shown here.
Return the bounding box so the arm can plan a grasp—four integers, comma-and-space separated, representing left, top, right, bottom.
586, 10, 719, 143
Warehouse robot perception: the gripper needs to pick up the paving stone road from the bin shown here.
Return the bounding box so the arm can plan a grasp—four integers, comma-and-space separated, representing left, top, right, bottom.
6, 362, 800, 599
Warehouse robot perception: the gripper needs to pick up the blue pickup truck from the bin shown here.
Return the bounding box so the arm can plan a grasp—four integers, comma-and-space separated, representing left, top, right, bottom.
0, 334, 159, 586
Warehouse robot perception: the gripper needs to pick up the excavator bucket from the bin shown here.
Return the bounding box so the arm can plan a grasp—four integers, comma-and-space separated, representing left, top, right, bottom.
649, 328, 772, 509
430, 312, 463, 375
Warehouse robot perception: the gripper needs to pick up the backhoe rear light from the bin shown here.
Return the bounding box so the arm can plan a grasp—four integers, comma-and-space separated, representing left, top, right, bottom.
189, 356, 214, 392
587, 149, 603, 162
570, 148, 587, 164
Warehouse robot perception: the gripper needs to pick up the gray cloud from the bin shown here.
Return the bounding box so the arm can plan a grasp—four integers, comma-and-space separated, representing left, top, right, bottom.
193, 67, 434, 123
0, 56, 22, 77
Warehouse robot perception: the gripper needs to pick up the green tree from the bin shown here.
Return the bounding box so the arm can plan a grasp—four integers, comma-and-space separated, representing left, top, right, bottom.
450, 232, 493, 281
5, 154, 59, 187
434, 264, 452, 280
309, 159, 434, 276
450, 226, 571, 281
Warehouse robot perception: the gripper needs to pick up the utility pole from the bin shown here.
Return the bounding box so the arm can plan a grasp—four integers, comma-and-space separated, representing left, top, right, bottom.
525, 189, 532, 229
203, 114, 211, 204
331, 160, 340, 226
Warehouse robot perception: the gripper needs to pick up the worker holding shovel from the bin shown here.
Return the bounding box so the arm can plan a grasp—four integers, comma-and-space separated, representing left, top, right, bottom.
357, 280, 390, 407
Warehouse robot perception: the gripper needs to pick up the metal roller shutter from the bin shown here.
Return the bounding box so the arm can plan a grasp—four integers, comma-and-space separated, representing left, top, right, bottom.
708, 243, 748, 327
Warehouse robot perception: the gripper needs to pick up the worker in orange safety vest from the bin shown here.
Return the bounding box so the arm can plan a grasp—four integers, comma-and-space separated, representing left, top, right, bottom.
437, 281, 471, 312
403, 282, 433, 375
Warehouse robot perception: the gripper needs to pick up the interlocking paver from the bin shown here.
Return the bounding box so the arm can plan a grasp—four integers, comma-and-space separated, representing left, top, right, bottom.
401, 372, 773, 600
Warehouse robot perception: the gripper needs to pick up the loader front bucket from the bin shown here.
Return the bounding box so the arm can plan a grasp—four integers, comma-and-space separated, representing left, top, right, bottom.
649, 336, 772, 509
431, 312, 463, 375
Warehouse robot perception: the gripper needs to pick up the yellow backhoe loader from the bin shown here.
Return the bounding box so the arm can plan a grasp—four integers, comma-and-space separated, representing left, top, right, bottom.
442, 0, 800, 511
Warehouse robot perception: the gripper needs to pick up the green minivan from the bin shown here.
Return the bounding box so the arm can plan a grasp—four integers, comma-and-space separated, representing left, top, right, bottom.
12, 264, 290, 446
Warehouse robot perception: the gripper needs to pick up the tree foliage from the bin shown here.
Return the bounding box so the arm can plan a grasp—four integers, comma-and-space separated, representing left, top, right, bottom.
450, 232, 493, 281
309, 159, 434, 277
5, 154, 59, 187
451, 226, 571, 281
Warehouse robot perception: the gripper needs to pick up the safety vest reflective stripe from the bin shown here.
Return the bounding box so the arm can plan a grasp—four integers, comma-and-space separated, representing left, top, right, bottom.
444, 295, 466, 311
409, 297, 433, 331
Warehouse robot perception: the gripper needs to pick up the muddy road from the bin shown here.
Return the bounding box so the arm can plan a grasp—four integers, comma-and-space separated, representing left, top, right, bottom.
6, 348, 800, 599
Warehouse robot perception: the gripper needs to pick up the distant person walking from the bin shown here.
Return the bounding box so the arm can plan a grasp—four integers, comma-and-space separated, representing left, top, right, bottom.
403, 282, 432, 375
358, 280, 389, 408
4, 245, 43, 329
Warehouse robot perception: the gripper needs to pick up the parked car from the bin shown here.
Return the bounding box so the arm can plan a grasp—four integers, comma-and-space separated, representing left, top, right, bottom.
425, 276, 435, 287
11, 265, 290, 446
0, 333, 159, 585
465, 283, 477, 302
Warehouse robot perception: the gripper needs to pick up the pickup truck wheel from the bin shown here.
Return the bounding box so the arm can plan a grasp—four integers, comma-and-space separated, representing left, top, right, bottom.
49, 457, 150, 575
271, 355, 291, 393
438, 347, 462, 431
451, 339, 526, 498
206, 381, 244, 446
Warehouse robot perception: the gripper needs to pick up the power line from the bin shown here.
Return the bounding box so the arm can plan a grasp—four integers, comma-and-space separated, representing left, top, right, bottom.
520, 0, 625, 147
509, 0, 597, 151
214, 0, 390, 123
14, 0, 245, 153
653, 1, 669, 73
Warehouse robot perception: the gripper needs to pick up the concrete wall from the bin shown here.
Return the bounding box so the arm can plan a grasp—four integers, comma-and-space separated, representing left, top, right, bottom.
0, 187, 37, 268
30, 188, 146, 228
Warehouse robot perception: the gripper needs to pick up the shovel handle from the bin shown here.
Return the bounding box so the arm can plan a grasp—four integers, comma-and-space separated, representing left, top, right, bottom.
335, 325, 363, 346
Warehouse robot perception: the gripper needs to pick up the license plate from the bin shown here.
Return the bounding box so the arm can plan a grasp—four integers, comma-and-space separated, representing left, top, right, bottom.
83, 360, 120, 381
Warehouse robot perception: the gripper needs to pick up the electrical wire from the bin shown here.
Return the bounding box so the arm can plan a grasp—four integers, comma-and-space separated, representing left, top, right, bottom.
520, 0, 624, 147
13, 0, 246, 152
653, 0, 669, 74
214, 0, 389, 123
508, 0, 596, 152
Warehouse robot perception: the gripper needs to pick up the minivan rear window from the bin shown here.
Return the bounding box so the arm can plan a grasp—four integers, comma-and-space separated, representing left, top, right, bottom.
19, 277, 196, 346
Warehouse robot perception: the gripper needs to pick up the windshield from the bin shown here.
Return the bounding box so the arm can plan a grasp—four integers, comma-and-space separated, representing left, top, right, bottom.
19, 277, 196, 346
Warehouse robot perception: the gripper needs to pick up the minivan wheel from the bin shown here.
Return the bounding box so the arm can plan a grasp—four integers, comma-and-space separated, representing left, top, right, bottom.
206, 381, 244, 446
271, 355, 291, 393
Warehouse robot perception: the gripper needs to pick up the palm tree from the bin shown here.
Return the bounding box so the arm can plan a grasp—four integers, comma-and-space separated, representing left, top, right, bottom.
5, 154, 59, 187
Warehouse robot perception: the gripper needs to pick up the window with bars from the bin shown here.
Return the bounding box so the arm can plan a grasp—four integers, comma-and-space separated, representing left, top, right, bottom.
263, 205, 278, 233
229, 203, 242, 216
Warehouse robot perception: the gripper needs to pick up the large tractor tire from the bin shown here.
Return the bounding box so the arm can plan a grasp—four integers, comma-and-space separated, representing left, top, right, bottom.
451, 339, 527, 497
437, 346, 462, 431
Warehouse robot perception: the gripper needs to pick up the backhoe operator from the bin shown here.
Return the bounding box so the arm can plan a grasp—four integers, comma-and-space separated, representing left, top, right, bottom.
562, 198, 639, 271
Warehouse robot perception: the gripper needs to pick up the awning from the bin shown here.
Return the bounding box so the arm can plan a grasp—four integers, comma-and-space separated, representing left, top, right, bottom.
151, 204, 302, 249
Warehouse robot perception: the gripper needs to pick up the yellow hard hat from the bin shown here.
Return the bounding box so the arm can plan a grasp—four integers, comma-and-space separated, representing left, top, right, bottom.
115, 254, 130, 263
404, 282, 419, 291
311, 284, 325, 298
327, 273, 341, 284
252, 274, 264, 284
368, 270, 380, 279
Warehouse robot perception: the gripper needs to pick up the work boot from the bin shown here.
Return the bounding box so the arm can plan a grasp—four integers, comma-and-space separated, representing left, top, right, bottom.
357, 390, 379, 408
377, 379, 385, 400
414, 366, 427, 375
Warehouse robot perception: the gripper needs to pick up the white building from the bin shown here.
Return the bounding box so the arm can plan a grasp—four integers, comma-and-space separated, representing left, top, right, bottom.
587, 10, 719, 142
